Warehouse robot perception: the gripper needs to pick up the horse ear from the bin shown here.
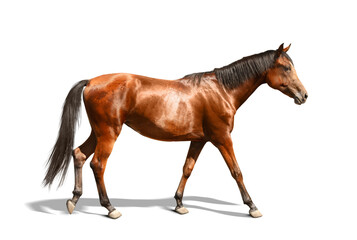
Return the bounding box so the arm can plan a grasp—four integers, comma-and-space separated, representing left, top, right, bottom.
283, 43, 291, 52
275, 43, 284, 58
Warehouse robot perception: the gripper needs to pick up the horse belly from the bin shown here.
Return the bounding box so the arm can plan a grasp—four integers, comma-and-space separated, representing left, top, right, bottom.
125, 94, 204, 141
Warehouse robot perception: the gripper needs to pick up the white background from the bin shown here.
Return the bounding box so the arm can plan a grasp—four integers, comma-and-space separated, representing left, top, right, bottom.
1, 0, 356, 239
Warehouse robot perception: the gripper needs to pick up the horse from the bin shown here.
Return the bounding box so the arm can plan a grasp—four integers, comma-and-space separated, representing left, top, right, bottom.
44, 43, 308, 219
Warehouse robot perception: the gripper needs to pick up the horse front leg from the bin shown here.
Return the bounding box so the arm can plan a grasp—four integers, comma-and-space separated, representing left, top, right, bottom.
174, 141, 206, 214
213, 135, 262, 218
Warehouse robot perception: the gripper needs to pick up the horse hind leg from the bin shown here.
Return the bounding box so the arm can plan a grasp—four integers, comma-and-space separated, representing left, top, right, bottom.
90, 129, 121, 219
66, 131, 96, 214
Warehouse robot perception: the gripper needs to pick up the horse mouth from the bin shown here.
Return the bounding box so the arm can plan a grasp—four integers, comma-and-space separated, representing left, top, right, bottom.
292, 90, 308, 105
294, 96, 303, 105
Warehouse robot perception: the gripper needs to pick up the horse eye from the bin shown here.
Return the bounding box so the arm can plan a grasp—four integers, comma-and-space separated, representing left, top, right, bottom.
284, 66, 291, 72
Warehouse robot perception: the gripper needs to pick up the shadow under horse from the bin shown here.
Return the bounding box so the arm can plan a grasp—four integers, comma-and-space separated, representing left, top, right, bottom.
27, 196, 250, 218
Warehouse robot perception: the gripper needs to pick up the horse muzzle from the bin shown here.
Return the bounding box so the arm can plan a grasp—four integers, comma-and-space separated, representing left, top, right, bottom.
294, 92, 308, 105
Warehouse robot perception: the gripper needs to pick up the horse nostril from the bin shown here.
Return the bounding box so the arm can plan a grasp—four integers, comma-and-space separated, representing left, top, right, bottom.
304, 93, 308, 99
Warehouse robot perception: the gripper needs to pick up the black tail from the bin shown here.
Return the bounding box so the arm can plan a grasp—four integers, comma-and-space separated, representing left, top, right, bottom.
43, 80, 88, 187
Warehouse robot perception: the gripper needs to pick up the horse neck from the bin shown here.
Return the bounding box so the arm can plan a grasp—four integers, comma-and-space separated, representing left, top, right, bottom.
227, 75, 266, 110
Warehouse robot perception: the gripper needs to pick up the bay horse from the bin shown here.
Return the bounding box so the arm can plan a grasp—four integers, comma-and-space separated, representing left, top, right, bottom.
44, 43, 308, 219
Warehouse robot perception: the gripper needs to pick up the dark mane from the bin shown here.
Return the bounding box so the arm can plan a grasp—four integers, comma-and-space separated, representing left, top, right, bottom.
183, 50, 292, 89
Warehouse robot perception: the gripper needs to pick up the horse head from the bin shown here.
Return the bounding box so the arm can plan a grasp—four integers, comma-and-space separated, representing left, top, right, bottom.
265, 43, 308, 105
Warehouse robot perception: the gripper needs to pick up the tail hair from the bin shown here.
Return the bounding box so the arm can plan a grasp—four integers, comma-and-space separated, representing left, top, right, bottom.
43, 80, 88, 187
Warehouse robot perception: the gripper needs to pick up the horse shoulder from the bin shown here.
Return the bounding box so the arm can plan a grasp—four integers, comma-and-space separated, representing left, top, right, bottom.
198, 83, 236, 137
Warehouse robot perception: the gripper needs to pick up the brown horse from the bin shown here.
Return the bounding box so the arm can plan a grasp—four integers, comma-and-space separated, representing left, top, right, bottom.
44, 43, 308, 219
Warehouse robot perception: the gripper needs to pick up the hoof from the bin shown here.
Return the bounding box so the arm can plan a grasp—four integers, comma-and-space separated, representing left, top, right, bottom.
108, 209, 122, 219
175, 207, 189, 215
66, 200, 76, 214
249, 209, 262, 218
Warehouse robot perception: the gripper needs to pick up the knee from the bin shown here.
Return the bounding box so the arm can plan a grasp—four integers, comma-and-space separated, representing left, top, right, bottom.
183, 158, 195, 178
231, 167, 242, 180
183, 166, 194, 178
